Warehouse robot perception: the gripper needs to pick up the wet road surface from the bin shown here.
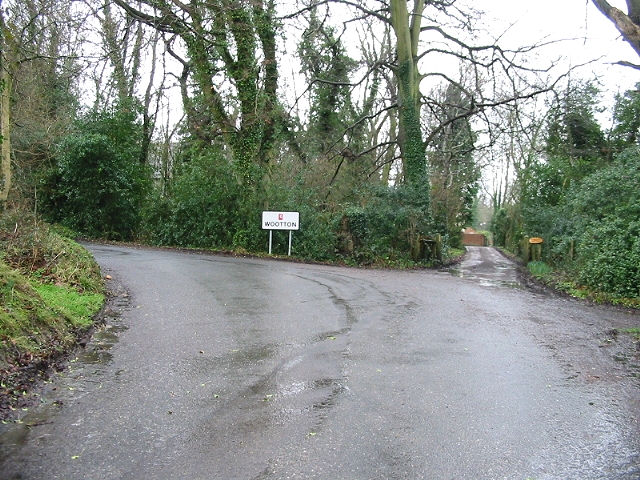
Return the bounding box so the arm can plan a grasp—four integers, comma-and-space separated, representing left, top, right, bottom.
449, 246, 521, 288
1, 244, 639, 479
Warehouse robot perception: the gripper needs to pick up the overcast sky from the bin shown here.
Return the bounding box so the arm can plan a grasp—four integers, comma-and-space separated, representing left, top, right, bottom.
483, 0, 638, 95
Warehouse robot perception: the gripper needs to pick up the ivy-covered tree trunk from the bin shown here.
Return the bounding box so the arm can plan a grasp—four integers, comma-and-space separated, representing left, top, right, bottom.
389, 0, 428, 190
114, 0, 281, 193
388, 1, 431, 260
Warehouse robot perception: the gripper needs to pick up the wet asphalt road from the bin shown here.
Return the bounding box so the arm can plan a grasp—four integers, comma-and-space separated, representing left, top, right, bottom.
1, 244, 639, 479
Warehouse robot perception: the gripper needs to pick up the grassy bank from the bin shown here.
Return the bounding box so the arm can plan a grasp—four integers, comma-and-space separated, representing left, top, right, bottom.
1, 210, 105, 420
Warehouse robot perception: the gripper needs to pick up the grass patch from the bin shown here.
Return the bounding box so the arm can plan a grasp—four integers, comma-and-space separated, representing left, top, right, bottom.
541, 274, 640, 308
0, 262, 104, 357
527, 261, 553, 277
621, 328, 640, 341
1, 263, 65, 355
33, 283, 104, 328
448, 247, 466, 258
0, 210, 103, 293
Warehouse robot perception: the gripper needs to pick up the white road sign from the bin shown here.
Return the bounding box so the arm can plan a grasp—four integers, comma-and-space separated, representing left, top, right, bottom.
262, 211, 299, 231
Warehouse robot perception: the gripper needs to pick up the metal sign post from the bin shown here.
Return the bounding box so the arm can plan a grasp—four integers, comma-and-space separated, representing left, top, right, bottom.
261, 211, 300, 256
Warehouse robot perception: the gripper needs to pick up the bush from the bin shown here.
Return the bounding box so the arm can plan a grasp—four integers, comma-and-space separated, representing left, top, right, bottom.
142, 154, 244, 249
287, 205, 337, 261
337, 185, 435, 264
526, 147, 640, 298
42, 105, 151, 240
576, 218, 640, 298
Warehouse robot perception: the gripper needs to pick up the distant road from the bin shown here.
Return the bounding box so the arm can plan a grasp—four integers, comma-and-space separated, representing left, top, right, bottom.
1, 244, 638, 479
449, 246, 520, 287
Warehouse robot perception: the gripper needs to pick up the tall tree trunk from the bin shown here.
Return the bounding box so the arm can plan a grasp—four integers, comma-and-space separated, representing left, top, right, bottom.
0, 64, 10, 207
389, 0, 428, 189
0, 11, 12, 208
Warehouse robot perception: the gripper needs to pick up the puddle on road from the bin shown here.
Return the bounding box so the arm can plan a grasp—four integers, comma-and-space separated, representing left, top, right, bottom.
447, 260, 523, 289
448, 267, 522, 289
75, 324, 128, 365
0, 317, 128, 458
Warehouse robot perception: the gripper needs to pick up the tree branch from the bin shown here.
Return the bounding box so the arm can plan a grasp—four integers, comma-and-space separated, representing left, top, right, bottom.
590, 0, 640, 59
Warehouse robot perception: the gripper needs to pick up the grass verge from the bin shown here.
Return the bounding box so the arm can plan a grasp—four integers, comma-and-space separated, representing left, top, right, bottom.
1, 209, 105, 420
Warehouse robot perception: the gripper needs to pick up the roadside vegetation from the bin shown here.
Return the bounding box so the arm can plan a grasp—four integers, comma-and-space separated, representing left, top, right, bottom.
492, 82, 640, 310
0, 211, 104, 419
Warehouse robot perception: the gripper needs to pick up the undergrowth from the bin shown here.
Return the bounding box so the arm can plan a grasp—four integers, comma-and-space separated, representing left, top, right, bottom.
0, 209, 105, 420
523, 259, 640, 309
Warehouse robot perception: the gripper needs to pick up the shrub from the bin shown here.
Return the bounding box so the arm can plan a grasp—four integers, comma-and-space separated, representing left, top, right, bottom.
576, 218, 640, 298
142, 154, 244, 249
533, 147, 640, 298
337, 185, 436, 264
42, 106, 151, 240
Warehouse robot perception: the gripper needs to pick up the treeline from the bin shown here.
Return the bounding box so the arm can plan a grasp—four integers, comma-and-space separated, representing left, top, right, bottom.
0, 1, 507, 266
39, 107, 439, 264
492, 82, 640, 300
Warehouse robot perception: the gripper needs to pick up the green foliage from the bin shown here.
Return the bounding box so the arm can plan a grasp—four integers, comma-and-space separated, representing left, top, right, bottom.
546, 81, 607, 175
337, 185, 435, 264
491, 204, 522, 251
520, 162, 567, 207
562, 148, 640, 226
496, 78, 640, 301
42, 105, 151, 240
298, 9, 358, 155
428, 83, 480, 246
397, 60, 428, 188
142, 152, 246, 249
576, 218, 640, 298
281, 204, 337, 261
140, 150, 440, 264
508, 81, 612, 261
517, 81, 608, 240
562, 149, 640, 297
143, 154, 341, 260
513, 146, 640, 299
610, 83, 640, 149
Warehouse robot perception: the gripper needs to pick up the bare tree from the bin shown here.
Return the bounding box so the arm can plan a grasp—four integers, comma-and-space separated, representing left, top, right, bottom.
287, 1, 569, 194
0, 0, 85, 208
